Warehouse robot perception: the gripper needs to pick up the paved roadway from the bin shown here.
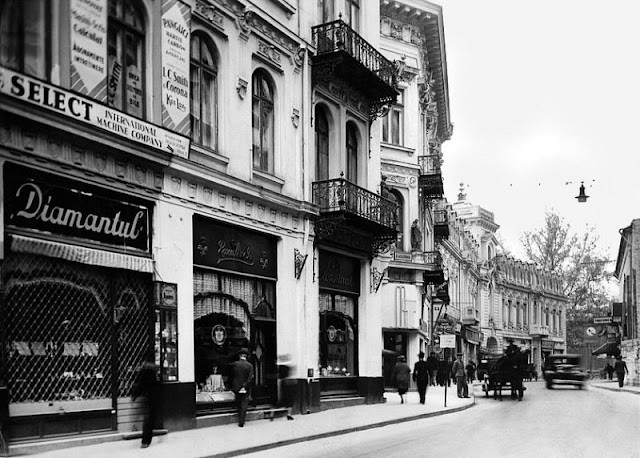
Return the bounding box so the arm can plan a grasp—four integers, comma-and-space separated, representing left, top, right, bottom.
239, 382, 640, 458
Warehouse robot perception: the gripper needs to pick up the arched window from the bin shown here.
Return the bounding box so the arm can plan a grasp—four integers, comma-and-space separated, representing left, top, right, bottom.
388, 190, 404, 249
252, 70, 274, 173
315, 106, 330, 181
190, 34, 218, 150
0, 0, 49, 79
108, 0, 145, 117
346, 122, 358, 183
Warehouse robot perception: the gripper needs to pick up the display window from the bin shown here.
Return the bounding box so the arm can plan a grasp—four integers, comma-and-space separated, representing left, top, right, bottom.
319, 292, 357, 377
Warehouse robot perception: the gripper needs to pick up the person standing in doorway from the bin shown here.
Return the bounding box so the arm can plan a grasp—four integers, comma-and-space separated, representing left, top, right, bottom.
614, 355, 629, 388
391, 355, 411, 404
426, 352, 438, 386
451, 353, 469, 398
413, 352, 429, 404
132, 356, 159, 449
230, 348, 254, 427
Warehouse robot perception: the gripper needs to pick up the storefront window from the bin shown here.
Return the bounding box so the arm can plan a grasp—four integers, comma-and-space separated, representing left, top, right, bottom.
319, 292, 356, 377
155, 308, 178, 381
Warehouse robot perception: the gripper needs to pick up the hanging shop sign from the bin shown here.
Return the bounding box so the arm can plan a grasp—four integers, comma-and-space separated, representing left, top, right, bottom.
193, 215, 277, 280
0, 66, 190, 158
161, 0, 191, 134
541, 340, 555, 350
70, 0, 108, 100
4, 163, 151, 252
318, 251, 360, 294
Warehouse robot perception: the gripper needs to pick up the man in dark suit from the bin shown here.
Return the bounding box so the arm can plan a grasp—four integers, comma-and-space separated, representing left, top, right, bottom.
230, 348, 254, 427
426, 352, 438, 386
413, 352, 429, 404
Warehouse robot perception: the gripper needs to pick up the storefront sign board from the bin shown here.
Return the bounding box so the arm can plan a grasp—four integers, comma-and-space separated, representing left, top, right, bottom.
4, 163, 152, 252
440, 334, 456, 348
0, 66, 190, 158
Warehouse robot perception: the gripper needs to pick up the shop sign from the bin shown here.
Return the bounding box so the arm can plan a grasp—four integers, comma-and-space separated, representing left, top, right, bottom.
593, 316, 612, 324
154, 281, 178, 308
318, 251, 360, 294
70, 0, 107, 100
541, 339, 555, 350
161, 0, 191, 134
0, 66, 190, 158
193, 216, 277, 280
464, 327, 482, 345
4, 163, 151, 252
440, 334, 456, 348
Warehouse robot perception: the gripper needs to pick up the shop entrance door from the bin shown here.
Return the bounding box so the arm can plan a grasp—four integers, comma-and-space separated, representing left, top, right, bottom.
251, 318, 277, 405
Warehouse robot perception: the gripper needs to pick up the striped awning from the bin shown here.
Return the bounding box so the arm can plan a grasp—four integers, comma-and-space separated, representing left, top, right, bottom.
9, 234, 154, 273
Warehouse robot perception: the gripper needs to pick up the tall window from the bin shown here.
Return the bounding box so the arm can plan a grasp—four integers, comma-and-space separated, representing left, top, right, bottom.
190, 34, 217, 150
0, 0, 48, 79
319, 0, 334, 23
388, 190, 404, 249
252, 70, 274, 173
381, 90, 403, 145
346, 122, 358, 183
108, 0, 145, 117
315, 106, 330, 181
342, 0, 359, 31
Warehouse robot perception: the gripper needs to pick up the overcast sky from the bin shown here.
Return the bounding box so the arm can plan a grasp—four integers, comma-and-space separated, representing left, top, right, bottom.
436, 0, 640, 265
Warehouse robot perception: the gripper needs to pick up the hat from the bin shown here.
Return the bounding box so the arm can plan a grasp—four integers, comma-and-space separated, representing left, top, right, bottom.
397, 355, 406, 362
418, 351, 425, 358
238, 348, 250, 356
456, 352, 463, 357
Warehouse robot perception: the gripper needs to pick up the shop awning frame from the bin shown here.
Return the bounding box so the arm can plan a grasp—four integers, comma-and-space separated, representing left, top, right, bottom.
591, 341, 620, 356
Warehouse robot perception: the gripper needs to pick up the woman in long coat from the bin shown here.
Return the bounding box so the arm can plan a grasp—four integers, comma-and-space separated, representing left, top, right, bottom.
391, 355, 411, 404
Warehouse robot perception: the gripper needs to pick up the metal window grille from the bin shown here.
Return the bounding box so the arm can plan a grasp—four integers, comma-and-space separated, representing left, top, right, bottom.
1, 253, 151, 408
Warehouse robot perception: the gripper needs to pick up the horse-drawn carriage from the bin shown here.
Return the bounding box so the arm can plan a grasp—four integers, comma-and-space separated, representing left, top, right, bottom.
481, 351, 527, 401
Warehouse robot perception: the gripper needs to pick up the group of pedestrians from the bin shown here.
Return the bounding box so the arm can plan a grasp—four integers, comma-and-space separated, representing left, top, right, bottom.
391, 351, 476, 403
605, 356, 629, 388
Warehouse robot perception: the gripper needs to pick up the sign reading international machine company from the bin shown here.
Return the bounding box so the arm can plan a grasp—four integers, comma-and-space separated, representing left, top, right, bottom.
4, 163, 151, 252
193, 216, 277, 280
161, 0, 191, 134
70, 0, 107, 100
0, 66, 190, 158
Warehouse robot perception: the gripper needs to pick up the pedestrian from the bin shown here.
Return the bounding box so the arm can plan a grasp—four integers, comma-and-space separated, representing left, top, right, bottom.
605, 362, 615, 381
131, 356, 159, 449
426, 351, 438, 386
277, 353, 295, 420
230, 348, 254, 427
413, 352, 429, 404
391, 355, 411, 404
465, 360, 477, 384
614, 355, 629, 388
451, 353, 469, 398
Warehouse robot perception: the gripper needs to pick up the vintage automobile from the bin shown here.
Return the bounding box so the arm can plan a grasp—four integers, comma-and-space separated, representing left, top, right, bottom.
543, 354, 587, 389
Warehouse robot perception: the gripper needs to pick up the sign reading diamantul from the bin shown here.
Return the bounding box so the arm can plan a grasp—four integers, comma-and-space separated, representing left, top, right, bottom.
161, 0, 191, 134
4, 163, 151, 252
70, 0, 108, 100
0, 66, 190, 157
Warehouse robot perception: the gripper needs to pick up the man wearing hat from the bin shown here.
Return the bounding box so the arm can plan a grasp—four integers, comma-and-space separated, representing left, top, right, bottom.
229, 348, 254, 427
451, 352, 469, 398
413, 352, 429, 404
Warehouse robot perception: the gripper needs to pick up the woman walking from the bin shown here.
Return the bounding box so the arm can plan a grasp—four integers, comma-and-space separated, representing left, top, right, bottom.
391, 355, 411, 404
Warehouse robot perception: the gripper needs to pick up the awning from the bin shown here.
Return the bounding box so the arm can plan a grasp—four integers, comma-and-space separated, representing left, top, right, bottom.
9, 234, 154, 273
591, 341, 620, 356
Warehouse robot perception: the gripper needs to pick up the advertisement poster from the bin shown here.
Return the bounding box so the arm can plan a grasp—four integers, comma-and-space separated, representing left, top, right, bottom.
161, 0, 191, 134
70, 0, 107, 100
0, 66, 190, 158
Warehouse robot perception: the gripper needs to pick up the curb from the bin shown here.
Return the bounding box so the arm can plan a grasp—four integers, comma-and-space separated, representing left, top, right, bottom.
204, 397, 476, 458
591, 384, 640, 395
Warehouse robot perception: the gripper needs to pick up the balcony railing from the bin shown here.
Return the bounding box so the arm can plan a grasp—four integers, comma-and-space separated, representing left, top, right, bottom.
461, 306, 479, 324
313, 178, 397, 231
433, 209, 449, 239
418, 155, 441, 175
311, 19, 397, 117
418, 155, 444, 199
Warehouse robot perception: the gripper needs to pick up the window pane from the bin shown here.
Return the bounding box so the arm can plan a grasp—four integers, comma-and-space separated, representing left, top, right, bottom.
107, 28, 123, 110
252, 97, 261, 169
202, 72, 215, 148
391, 110, 400, 145
22, 0, 46, 78
260, 103, 273, 172
124, 33, 143, 117
190, 65, 201, 142
381, 113, 389, 142
0, 0, 21, 70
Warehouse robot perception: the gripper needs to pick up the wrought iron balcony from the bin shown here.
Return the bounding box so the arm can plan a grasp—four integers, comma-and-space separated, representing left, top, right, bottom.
423, 251, 445, 285
312, 19, 397, 118
529, 324, 550, 337
433, 209, 450, 240
418, 155, 444, 199
312, 177, 398, 256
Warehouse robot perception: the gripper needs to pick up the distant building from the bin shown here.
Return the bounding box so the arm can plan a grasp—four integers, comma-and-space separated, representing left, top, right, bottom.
613, 220, 640, 386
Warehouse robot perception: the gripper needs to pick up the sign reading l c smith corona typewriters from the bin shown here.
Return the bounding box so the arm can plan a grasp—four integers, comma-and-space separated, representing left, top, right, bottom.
4, 163, 151, 252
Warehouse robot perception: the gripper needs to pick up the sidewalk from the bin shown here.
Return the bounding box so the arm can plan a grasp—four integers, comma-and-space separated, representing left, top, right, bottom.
590, 379, 640, 395
29, 385, 474, 458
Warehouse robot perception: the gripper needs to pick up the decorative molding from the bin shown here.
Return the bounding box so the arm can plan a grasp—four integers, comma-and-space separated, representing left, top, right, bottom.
291, 108, 300, 128
371, 267, 385, 293
236, 77, 248, 99
194, 1, 225, 32
257, 39, 282, 67
294, 248, 308, 279
381, 163, 420, 176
